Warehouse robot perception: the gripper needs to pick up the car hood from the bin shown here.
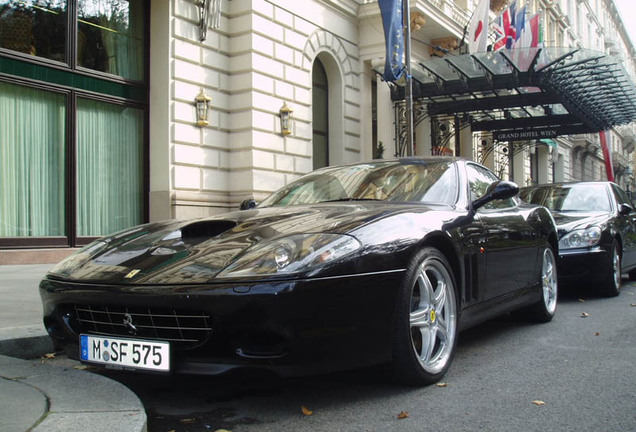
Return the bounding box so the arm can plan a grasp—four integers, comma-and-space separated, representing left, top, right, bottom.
551, 211, 610, 232
46, 202, 452, 285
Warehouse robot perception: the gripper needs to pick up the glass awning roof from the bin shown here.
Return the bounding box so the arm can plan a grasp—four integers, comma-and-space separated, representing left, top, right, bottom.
385, 48, 636, 137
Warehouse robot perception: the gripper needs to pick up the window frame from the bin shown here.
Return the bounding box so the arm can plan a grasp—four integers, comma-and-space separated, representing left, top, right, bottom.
0, 0, 149, 86
0, 0, 149, 249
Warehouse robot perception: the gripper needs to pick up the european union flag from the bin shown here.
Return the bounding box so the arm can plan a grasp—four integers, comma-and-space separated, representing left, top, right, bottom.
378, 0, 404, 83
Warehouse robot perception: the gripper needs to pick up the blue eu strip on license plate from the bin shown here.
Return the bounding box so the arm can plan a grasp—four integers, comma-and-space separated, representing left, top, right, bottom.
80, 334, 170, 372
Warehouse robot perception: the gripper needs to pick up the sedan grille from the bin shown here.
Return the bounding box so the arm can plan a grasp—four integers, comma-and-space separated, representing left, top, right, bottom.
71, 305, 213, 349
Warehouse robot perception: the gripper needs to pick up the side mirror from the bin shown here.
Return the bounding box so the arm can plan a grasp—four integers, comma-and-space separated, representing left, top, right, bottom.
240, 199, 257, 210
619, 203, 632, 216
472, 180, 519, 211
443, 181, 519, 231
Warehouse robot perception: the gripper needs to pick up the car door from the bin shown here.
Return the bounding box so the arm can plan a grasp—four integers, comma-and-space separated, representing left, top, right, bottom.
465, 163, 540, 300
610, 184, 636, 269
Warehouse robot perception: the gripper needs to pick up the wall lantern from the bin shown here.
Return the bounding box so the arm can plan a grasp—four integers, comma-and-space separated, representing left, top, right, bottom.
195, 88, 212, 127
279, 102, 293, 136
195, 0, 222, 41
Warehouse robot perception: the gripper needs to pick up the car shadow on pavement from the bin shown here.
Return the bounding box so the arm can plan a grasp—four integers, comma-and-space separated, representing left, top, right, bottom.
556, 275, 636, 302
89, 311, 540, 432
56, 280, 636, 432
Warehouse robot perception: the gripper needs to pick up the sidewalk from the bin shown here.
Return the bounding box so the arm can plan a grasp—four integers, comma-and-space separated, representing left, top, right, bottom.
0, 265, 147, 432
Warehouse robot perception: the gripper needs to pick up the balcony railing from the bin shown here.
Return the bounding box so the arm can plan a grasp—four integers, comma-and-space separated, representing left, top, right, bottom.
357, 0, 470, 26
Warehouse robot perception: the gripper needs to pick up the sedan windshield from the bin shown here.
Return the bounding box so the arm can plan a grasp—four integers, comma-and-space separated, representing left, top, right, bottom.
521, 184, 611, 212
259, 160, 458, 207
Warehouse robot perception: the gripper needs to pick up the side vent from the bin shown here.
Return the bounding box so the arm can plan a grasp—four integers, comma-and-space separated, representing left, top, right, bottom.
180, 220, 237, 245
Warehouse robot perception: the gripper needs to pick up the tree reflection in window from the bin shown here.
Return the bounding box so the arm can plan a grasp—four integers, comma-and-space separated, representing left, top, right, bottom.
77, 0, 145, 81
259, 161, 459, 207
0, 0, 67, 62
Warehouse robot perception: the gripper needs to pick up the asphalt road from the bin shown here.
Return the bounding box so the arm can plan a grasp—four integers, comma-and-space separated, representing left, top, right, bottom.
75, 282, 635, 432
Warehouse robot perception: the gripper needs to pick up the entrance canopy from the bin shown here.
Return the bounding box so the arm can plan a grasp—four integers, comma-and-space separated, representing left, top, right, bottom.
389, 48, 636, 140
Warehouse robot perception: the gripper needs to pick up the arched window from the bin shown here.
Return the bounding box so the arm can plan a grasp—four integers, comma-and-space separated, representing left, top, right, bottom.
312, 59, 329, 169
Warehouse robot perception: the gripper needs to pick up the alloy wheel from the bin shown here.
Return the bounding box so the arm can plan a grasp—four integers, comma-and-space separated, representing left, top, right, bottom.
542, 247, 558, 315
612, 245, 621, 290
409, 257, 457, 375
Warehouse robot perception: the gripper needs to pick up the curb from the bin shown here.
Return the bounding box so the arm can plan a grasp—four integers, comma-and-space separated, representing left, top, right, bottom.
0, 355, 147, 432
0, 326, 54, 359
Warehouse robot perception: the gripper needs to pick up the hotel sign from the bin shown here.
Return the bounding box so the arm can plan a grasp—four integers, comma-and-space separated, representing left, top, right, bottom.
493, 129, 558, 141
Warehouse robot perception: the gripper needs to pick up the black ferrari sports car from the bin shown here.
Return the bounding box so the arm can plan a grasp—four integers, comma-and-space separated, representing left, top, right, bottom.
520, 181, 636, 297
40, 158, 559, 385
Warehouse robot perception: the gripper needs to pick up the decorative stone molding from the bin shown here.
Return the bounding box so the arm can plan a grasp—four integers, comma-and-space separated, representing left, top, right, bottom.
429, 37, 459, 57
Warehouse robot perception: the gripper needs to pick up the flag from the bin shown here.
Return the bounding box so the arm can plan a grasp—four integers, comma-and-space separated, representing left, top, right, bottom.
467, 0, 490, 53
492, 13, 506, 51
378, 0, 405, 82
513, 5, 526, 46
493, 5, 513, 51
516, 12, 540, 49
530, 13, 542, 47
506, 1, 517, 49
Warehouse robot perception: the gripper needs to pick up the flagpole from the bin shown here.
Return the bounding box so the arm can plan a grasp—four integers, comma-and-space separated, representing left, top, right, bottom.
403, 0, 414, 157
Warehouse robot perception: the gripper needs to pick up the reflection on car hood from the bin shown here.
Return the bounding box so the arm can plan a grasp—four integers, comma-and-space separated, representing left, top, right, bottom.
551, 211, 610, 232
47, 202, 449, 285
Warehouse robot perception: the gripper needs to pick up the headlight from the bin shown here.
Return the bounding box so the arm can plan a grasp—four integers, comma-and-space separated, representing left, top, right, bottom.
559, 227, 601, 250
48, 240, 109, 276
217, 233, 361, 278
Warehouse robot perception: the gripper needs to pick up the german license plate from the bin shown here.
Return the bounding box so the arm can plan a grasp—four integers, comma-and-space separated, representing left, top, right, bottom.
80, 334, 170, 372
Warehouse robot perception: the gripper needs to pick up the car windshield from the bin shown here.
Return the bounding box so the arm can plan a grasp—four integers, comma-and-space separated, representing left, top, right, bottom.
259, 160, 458, 207
520, 184, 611, 212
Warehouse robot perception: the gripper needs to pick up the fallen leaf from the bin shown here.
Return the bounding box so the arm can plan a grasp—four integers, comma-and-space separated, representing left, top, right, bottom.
630, 303, 636, 307
436, 382, 448, 387
180, 418, 197, 424
43, 353, 56, 359
397, 411, 409, 419
580, 312, 590, 318
594, 332, 601, 336
578, 298, 586, 302
73, 365, 89, 370
532, 400, 546, 406
301, 406, 313, 416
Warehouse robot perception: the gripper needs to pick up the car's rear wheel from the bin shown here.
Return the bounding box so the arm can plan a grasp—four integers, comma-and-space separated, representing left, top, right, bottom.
515, 245, 557, 322
600, 241, 621, 297
389, 247, 458, 385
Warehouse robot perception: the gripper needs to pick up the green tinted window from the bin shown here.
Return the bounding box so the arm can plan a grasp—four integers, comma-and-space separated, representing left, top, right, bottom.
0, 1, 68, 62
77, 0, 145, 80
76, 98, 143, 236
0, 82, 66, 237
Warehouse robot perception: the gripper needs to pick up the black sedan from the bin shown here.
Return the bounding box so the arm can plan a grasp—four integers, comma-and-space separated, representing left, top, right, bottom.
41, 158, 558, 385
520, 181, 636, 296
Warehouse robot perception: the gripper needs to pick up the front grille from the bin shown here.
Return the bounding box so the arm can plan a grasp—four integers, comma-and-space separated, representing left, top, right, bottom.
71, 305, 213, 349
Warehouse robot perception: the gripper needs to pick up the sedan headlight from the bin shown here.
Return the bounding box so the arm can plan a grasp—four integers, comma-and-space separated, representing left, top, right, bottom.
217, 234, 361, 278
559, 227, 602, 250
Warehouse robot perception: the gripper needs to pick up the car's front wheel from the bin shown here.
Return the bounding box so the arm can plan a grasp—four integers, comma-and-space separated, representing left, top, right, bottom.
389, 247, 458, 385
514, 245, 558, 322
600, 241, 621, 297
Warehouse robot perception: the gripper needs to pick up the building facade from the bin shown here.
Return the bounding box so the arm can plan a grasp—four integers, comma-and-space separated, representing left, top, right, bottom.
1, 0, 635, 262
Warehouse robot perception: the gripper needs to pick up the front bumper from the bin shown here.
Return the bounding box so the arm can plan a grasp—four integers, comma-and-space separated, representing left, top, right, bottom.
40, 270, 404, 377
557, 246, 611, 285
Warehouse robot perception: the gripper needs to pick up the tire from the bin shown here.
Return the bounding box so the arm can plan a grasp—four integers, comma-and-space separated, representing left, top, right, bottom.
517, 245, 558, 322
600, 241, 621, 297
389, 247, 458, 385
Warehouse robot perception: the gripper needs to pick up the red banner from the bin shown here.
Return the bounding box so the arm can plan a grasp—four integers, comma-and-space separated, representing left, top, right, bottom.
599, 130, 614, 182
